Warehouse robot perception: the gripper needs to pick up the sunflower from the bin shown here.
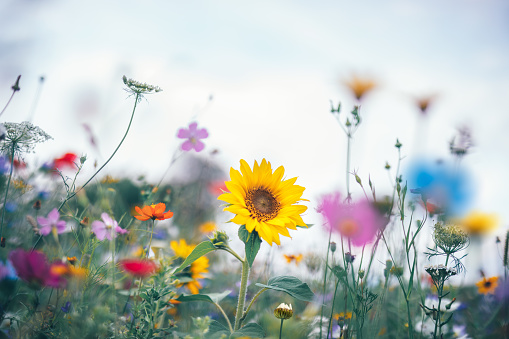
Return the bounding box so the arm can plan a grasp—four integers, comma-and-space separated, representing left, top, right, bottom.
171, 239, 209, 294
218, 159, 308, 246
476, 276, 498, 295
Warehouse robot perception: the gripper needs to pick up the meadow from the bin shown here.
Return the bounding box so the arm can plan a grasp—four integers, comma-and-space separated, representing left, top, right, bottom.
0, 74, 507, 339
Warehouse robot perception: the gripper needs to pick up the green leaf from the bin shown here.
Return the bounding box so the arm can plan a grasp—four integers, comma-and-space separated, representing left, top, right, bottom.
208, 319, 230, 337
231, 322, 265, 338
176, 290, 231, 304
297, 223, 313, 229
238, 225, 261, 267
174, 240, 217, 273
255, 275, 314, 302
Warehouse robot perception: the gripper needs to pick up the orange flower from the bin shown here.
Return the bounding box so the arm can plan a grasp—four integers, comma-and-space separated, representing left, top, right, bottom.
476, 276, 498, 295
134, 203, 174, 221
344, 75, 376, 101
284, 254, 303, 265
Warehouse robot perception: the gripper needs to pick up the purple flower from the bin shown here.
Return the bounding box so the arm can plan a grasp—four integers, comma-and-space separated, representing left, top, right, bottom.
91, 213, 128, 241
61, 301, 71, 313
9, 249, 66, 288
0, 260, 16, 280
318, 193, 384, 246
177, 122, 208, 152
37, 208, 66, 236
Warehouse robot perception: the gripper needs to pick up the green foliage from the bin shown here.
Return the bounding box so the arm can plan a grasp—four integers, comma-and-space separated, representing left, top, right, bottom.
255, 276, 315, 302
238, 225, 261, 267
176, 290, 231, 304
174, 240, 217, 273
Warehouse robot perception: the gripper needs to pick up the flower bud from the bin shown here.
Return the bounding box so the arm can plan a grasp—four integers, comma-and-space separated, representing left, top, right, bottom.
345, 252, 356, 264
274, 303, 293, 320
33, 200, 41, 210
330, 241, 337, 253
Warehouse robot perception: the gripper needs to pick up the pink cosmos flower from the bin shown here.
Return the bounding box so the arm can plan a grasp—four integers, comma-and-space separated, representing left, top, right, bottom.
9, 249, 66, 288
177, 122, 208, 152
37, 208, 66, 236
91, 213, 128, 241
319, 192, 383, 246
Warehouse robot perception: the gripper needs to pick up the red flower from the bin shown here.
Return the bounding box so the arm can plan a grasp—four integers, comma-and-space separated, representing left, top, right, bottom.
119, 259, 158, 278
53, 153, 78, 170
9, 249, 66, 288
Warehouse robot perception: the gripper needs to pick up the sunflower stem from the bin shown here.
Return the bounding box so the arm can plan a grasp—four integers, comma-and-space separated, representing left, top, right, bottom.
234, 257, 250, 331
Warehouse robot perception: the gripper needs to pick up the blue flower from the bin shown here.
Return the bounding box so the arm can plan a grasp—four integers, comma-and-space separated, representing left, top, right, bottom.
406, 160, 473, 216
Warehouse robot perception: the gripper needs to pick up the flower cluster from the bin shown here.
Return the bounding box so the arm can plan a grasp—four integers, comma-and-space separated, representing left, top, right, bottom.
0, 121, 52, 157
432, 222, 469, 255
122, 75, 162, 95
424, 264, 457, 285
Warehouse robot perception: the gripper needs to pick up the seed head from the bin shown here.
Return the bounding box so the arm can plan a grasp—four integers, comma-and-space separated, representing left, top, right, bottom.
122, 75, 162, 97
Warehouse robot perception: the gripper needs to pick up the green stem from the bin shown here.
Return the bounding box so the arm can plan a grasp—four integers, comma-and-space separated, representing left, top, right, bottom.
234, 258, 250, 331
346, 133, 352, 200
319, 230, 332, 339
327, 279, 340, 339
433, 254, 450, 338
146, 219, 155, 259
57, 92, 140, 212
240, 287, 268, 324
214, 302, 233, 333
0, 143, 15, 241
279, 319, 284, 339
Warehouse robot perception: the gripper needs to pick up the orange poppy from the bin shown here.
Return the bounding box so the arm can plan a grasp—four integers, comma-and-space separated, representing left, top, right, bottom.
134, 203, 174, 221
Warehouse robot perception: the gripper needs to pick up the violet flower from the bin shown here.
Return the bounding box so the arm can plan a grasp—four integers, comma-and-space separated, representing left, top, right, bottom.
9, 249, 66, 288
318, 192, 383, 246
91, 213, 128, 241
37, 208, 66, 236
177, 122, 208, 152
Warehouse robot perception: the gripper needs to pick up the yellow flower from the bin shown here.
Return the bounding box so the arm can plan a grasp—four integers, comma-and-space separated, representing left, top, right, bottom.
171, 239, 209, 294
199, 221, 216, 234
458, 211, 498, 235
333, 312, 352, 321
476, 276, 498, 295
218, 159, 308, 246
343, 75, 376, 101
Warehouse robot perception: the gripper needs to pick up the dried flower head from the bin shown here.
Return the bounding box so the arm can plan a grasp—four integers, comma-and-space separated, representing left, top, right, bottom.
0, 121, 52, 158
274, 303, 293, 320
433, 222, 469, 255
122, 75, 162, 99
449, 125, 473, 157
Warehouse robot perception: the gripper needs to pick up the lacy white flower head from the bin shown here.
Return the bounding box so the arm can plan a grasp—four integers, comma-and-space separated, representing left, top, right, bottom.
0, 121, 52, 158
122, 75, 162, 99
424, 264, 457, 284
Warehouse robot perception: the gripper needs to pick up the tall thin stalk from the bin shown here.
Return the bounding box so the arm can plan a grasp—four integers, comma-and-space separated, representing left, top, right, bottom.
58, 92, 140, 212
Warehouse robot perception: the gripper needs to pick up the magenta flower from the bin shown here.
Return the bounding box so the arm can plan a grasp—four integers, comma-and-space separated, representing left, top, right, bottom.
9, 249, 66, 288
91, 213, 128, 241
177, 122, 209, 152
318, 193, 383, 246
37, 208, 66, 236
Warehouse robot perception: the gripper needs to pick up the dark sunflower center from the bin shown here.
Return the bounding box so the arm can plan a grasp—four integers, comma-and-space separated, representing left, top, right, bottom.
484, 281, 492, 288
246, 188, 280, 222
